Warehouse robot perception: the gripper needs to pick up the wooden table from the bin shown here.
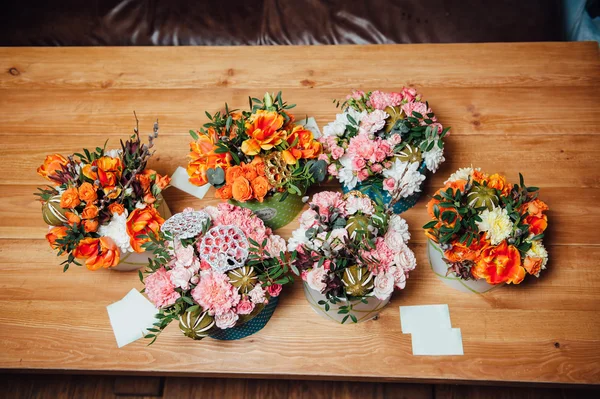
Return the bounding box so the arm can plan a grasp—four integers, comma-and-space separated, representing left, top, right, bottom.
0, 43, 599, 386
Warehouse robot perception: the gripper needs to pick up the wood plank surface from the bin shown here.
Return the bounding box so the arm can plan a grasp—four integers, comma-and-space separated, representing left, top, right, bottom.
0, 42, 599, 385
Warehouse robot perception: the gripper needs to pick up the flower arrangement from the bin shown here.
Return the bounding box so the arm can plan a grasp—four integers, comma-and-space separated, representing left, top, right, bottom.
424, 167, 549, 286
185, 92, 327, 229
288, 191, 416, 323
142, 204, 292, 342
36, 117, 171, 272
320, 89, 450, 213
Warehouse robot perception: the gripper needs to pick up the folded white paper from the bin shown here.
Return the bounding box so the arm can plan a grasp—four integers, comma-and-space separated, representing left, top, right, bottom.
400, 304, 453, 334
170, 166, 211, 200
107, 288, 159, 348
411, 328, 464, 356
296, 117, 322, 139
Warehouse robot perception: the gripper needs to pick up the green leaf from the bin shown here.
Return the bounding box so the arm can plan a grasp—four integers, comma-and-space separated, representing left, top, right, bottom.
189, 130, 199, 140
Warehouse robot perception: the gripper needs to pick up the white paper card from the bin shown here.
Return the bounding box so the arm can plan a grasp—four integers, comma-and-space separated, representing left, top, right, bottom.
400, 304, 452, 334
296, 117, 322, 139
411, 328, 464, 356
170, 166, 211, 200
107, 288, 158, 348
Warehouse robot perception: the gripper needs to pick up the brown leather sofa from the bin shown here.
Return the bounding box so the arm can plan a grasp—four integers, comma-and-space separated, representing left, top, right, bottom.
0, 0, 563, 45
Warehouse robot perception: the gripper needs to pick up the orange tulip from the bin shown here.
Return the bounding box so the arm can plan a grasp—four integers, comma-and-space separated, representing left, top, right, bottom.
60, 187, 81, 209
472, 241, 525, 284
443, 235, 488, 263
37, 154, 68, 184
187, 129, 231, 186
126, 206, 165, 253
524, 214, 548, 236
46, 226, 68, 250
251, 176, 270, 202
284, 125, 322, 163
96, 156, 123, 188
78, 182, 98, 203
231, 176, 253, 202
155, 173, 171, 190
523, 199, 549, 218
241, 110, 285, 155
74, 237, 120, 270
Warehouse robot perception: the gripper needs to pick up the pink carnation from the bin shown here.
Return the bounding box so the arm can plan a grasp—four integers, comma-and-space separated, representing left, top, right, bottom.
368, 90, 403, 110
191, 270, 240, 316
331, 145, 345, 160
371, 163, 383, 173
311, 191, 346, 219
145, 267, 181, 308
360, 237, 396, 274
359, 109, 388, 134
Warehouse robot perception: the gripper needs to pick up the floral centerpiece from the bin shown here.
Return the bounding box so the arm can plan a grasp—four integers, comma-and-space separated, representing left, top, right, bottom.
320, 89, 450, 213
36, 118, 171, 272
423, 167, 549, 293
186, 92, 327, 229
142, 204, 292, 342
288, 191, 416, 324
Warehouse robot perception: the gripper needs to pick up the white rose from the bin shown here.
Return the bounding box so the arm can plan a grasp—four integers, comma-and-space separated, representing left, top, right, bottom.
215, 310, 239, 329
394, 247, 417, 272
169, 266, 194, 290
306, 267, 327, 293
373, 271, 395, 300
385, 230, 408, 252
388, 266, 407, 289
248, 284, 266, 304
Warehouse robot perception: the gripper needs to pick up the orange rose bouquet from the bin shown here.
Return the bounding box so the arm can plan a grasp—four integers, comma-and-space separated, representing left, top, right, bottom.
36, 117, 171, 272
423, 167, 549, 292
186, 92, 327, 229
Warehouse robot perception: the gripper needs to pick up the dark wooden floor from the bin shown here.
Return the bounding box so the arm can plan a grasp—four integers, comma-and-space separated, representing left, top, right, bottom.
0, 375, 598, 399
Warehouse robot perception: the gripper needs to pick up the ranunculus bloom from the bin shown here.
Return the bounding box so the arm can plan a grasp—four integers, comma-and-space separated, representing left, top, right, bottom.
108, 202, 125, 215
74, 236, 120, 270
242, 164, 258, 181
126, 206, 165, 252
472, 241, 525, 284
145, 266, 180, 308
251, 176, 270, 202
46, 226, 68, 250
241, 110, 285, 155
231, 176, 253, 202
37, 154, 68, 184
78, 182, 97, 203
251, 156, 267, 176
226, 165, 244, 184
187, 129, 231, 186
486, 173, 511, 196
60, 187, 81, 209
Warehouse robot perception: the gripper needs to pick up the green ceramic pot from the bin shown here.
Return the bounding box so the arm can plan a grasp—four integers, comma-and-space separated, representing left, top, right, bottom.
229, 192, 304, 230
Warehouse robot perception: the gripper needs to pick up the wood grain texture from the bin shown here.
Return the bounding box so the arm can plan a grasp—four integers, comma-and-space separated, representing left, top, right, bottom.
0, 43, 599, 385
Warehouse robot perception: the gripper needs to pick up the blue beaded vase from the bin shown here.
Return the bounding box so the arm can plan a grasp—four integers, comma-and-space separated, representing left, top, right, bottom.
342, 163, 427, 214
208, 296, 279, 341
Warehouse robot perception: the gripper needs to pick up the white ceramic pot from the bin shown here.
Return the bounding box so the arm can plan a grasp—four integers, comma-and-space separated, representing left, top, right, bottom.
303, 282, 391, 324
427, 239, 501, 294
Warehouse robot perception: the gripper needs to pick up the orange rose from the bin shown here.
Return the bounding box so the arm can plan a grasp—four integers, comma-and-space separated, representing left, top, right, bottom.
108, 202, 125, 215
126, 206, 165, 253
523, 256, 543, 276
60, 188, 81, 209
225, 165, 244, 184
65, 211, 81, 225
242, 164, 258, 181
486, 173, 511, 196
251, 176, 270, 202
74, 237, 120, 270
80, 203, 99, 220
241, 110, 285, 155
231, 176, 253, 202
37, 154, 68, 184
187, 129, 231, 186
46, 226, 68, 250
472, 241, 525, 284
137, 172, 152, 194
251, 156, 266, 176
78, 182, 98, 203
215, 185, 233, 200
284, 125, 322, 163
83, 219, 99, 233
96, 156, 123, 188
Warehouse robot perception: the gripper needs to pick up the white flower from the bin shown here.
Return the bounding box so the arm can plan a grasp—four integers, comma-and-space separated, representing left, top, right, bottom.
316, 228, 347, 256
299, 209, 319, 229
393, 247, 417, 273
247, 284, 267, 304
287, 227, 310, 252
105, 149, 122, 158
215, 310, 239, 329
338, 155, 358, 190
476, 206, 513, 246
382, 159, 426, 198
98, 212, 133, 253
388, 266, 407, 289
445, 167, 479, 184
372, 271, 395, 300
423, 145, 445, 173
387, 214, 410, 242
346, 195, 375, 215
169, 266, 194, 290
305, 267, 327, 293
346, 108, 367, 125
526, 241, 549, 271
135, 202, 147, 209
323, 117, 347, 137
385, 230, 408, 252
124, 187, 134, 197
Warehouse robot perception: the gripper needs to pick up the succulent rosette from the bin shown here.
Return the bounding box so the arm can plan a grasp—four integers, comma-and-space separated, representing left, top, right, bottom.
142, 204, 292, 342
424, 167, 549, 291
186, 92, 327, 229
289, 191, 416, 324
321, 89, 450, 213
37, 117, 171, 272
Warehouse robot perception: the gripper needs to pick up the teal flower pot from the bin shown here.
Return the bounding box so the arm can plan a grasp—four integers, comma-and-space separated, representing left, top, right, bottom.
229, 192, 304, 230
209, 296, 279, 340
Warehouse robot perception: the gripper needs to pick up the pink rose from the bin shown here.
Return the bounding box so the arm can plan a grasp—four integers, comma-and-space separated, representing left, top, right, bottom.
322, 259, 332, 270
306, 267, 327, 293
373, 271, 395, 300
327, 164, 338, 177
357, 169, 370, 181
388, 134, 402, 146
145, 267, 180, 308
318, 153, 329, 162
431, 122, 443, 134
373, 148, 388, 163
331, 146, 345, 160
169, 266, 194, 290
383, 177, 396, 192
352, 157, 366, 170
236, 298, 255, 315
401, 87, 417, 102
215, 310, 239, 329
371, 163, 383, 173
267, 283, 283, 297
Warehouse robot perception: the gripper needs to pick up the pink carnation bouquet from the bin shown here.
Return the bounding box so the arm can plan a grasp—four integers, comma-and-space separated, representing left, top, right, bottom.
288, 191, 416, 324
142, 204, 291, 342
320, 89, 450, 213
